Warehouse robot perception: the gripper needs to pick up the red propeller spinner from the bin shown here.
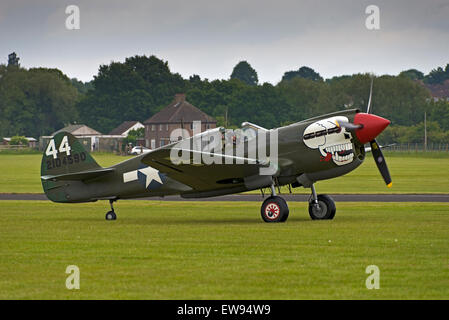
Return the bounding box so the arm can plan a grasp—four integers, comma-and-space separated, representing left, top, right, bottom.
353, 113, 390, 144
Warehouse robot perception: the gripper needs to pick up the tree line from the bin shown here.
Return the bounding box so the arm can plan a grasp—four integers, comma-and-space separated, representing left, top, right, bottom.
0, 55, 448, 145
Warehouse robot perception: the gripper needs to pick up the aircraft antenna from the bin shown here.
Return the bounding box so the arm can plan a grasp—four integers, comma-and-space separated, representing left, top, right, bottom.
366, 76, 374, 114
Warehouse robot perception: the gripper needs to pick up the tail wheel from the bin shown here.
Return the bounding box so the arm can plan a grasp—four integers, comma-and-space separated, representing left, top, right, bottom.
308, 194, 336, 220
261, 196, 289, 223
105, 210, 117, 221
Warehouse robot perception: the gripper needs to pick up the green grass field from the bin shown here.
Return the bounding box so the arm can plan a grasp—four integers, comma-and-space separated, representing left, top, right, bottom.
0, 152, 448, 194
0, 153, 132, 193
0, 200, 448, 299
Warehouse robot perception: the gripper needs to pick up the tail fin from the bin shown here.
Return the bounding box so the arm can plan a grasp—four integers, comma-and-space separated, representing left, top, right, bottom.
41, 132, 104, 202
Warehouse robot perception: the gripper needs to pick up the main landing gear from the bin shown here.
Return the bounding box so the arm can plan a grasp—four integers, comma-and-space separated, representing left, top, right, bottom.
308, 184, 336, 220
260, 184, 289, 223
260, 183, 336, 222
105, 199, 117, 221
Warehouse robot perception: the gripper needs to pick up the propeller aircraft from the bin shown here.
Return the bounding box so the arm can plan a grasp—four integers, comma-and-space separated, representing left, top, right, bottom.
41, 81, 392, 222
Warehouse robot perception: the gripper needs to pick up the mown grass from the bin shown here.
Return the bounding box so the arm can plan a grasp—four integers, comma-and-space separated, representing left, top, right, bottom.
0, 200, 448, 299
0, 152, 448, 194
0, 153, 132, 193
268, 151, 449, 194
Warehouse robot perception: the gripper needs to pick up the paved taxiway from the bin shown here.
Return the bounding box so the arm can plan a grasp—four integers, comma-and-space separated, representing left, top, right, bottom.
1, 193, 448, 202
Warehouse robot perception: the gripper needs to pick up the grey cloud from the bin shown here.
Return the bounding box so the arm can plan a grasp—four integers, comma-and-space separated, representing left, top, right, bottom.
1, 0, 448, 82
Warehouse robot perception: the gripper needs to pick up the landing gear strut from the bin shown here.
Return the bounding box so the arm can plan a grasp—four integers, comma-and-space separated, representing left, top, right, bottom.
105, 199, 117, 221
308, 184, 336, 220
260, 183, 289, 223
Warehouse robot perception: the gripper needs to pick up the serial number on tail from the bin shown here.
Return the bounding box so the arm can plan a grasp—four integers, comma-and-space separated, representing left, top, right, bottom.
46, 152, 86, 170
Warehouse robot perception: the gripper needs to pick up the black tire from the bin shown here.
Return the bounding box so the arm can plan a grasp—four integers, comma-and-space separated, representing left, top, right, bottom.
105, 211, 117, 221
261, 196, 289, 223
308, 194, 336, 220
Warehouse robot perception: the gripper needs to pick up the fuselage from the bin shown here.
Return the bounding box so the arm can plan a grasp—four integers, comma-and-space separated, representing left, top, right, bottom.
52, 109, 366, 202
43, 107, 396, 204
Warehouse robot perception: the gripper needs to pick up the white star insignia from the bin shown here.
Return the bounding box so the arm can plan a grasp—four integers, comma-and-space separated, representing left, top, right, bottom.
138, 166, 162, 188
123, 166, 163, 188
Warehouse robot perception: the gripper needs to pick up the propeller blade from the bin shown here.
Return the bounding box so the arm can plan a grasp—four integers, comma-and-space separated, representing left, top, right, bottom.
335, 120, 363, 132
370, 139, 392, 187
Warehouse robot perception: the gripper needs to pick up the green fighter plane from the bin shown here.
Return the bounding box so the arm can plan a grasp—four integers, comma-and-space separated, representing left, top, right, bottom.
41, 92, 391, 223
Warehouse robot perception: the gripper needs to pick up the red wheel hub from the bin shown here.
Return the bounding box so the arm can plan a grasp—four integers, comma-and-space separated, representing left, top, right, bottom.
265, 202, 280, 220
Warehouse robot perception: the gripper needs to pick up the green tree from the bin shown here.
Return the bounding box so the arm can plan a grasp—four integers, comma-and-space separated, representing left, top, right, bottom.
325, 74, 430, 125
399, 69, 424, 81
282, 66, 323, 82
2, 55, 446, 144
0, 66, 79, 138
381, 121, 449, 144
9, 135, 28, 145
124, 128, 145, 146
71, 78, 93, 94
424, 64, 449, 84
428, 100, 449, 130
77, 55, 187, 133
230, 61, 258, 86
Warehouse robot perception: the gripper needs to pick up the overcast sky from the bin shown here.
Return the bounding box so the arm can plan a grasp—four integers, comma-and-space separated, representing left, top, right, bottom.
1, 0, 448, 83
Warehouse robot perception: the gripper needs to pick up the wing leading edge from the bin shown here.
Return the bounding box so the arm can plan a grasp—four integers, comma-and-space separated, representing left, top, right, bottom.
140, 146, 270, 192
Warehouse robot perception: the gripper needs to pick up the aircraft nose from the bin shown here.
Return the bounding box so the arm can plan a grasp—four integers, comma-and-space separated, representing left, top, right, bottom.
353, 113, 390, 144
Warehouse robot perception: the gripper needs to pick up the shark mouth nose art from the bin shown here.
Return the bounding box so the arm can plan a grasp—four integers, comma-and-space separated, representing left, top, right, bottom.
302, 116, 355, 166
322, 142, 353, 163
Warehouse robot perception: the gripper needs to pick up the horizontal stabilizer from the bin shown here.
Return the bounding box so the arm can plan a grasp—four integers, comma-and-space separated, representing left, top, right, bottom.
41, 168, 115, 182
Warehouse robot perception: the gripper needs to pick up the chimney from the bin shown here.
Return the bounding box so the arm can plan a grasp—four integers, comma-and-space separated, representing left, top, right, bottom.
174, 93, 186, 103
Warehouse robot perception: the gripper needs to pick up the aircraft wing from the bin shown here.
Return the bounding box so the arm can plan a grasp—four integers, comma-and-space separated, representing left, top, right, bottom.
140, 146, 269, 191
